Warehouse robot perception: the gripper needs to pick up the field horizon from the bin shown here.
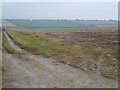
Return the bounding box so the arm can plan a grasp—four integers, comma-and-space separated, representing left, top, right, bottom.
1, 19, 118, 29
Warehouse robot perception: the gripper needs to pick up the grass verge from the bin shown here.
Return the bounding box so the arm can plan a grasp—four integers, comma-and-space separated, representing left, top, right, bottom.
2, 32, 19, 55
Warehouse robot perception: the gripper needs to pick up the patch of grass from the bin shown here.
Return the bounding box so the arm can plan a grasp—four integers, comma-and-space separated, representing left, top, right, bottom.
7, 31, 65, 56
2, 32, 19, 55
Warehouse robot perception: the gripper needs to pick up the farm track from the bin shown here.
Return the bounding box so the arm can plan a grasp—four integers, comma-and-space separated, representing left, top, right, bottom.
2, 31, 118, 88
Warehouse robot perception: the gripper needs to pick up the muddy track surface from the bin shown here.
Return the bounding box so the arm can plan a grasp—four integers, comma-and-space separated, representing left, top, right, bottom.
2, 32, 118, 88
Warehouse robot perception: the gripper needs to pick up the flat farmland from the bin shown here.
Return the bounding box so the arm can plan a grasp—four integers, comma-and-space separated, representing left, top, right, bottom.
7, 27, 118, 79
8, 20, 117, 29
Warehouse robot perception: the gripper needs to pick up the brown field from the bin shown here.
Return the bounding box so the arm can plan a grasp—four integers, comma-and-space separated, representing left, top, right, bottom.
9, 27, 118, 79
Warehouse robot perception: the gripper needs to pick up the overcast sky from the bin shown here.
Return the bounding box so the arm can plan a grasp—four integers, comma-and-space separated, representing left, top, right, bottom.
1, 2, 118, 20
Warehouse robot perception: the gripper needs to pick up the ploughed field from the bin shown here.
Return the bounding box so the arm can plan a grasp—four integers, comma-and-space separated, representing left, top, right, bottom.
7, 27, 118, 79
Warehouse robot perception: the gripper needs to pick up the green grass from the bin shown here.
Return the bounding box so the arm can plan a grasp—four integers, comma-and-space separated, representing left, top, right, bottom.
2, 32, 19, 55
7, 31, 72, 58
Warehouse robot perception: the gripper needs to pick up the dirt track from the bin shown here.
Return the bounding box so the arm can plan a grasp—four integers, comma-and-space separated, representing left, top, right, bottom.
2, 32, 118, 88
